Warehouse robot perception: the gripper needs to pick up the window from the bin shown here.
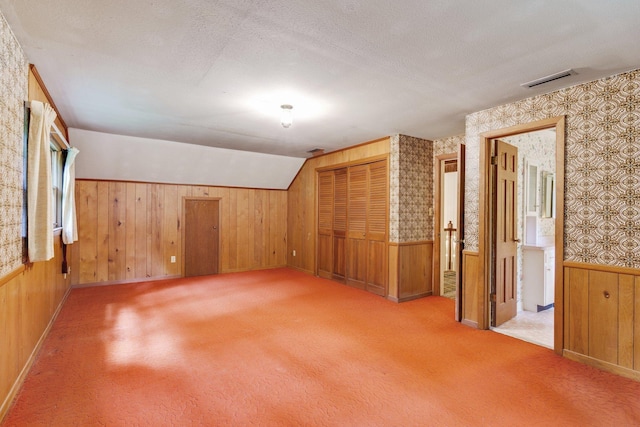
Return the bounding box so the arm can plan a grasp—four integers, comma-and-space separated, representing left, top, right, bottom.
50, 138, 64, 229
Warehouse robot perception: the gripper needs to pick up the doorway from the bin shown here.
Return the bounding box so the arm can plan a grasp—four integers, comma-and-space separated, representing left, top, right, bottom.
434, 154, 459, 299
184, 198, 220, 277
478, 117, 565, 354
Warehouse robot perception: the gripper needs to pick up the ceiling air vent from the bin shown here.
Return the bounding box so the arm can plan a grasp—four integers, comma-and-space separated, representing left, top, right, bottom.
521, 69, 576, 89
308, 148, 325, 157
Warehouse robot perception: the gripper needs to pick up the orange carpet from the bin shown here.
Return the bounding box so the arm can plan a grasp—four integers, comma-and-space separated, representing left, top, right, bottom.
3, 268, 640, 426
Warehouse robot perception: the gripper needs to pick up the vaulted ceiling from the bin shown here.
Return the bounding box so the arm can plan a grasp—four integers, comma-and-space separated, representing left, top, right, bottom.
2, 0, 640, 157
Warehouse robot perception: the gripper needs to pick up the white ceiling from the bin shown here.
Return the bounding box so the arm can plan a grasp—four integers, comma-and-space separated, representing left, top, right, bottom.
2, 0, 640, 158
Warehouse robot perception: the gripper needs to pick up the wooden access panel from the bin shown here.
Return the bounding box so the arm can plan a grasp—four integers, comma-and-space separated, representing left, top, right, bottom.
184, 199, 219, 277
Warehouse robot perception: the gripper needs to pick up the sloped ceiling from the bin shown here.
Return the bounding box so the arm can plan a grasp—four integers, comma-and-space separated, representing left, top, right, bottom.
2, 0, 640, 157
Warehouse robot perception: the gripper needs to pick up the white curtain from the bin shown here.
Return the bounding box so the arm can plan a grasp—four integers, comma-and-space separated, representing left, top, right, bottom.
27, 100, 57, 262
62, 147, 79, 244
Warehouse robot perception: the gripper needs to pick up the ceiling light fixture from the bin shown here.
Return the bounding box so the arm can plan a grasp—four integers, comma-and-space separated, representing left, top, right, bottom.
280, 104, 293, 128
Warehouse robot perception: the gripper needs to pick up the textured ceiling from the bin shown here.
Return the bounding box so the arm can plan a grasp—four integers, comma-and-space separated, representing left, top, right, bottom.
2, 0, 640, 157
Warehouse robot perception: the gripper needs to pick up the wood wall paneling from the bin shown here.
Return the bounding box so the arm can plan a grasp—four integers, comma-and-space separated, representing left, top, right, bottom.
1, 69, 72, 421
71, 181, 288, 286
619, 275, 634, 369
461, 250, 479, 327
566, 267, 589, 355
563, 263, 640, 380
0, 235, 70, 420
392, 242, 433, 302
635, 277, 640, 371
588, 270, 618, 364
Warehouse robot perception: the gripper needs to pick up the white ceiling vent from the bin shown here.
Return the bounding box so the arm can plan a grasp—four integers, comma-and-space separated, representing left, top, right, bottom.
521, 69, 577, 89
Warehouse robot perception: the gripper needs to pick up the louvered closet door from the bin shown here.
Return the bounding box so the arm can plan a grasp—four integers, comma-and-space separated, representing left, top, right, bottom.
317, 171, 334, 279
346, 164, 368, 289
332, 168, 347, 282
366, 160, 388, 296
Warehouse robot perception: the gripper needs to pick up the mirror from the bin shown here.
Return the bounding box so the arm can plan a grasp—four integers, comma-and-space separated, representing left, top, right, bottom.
541, 172, 556, 218
525, 162, 538, 215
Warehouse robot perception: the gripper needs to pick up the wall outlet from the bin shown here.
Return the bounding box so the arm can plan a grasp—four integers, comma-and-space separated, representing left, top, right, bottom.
170, 255, 176, 263
292, 250, 296, 257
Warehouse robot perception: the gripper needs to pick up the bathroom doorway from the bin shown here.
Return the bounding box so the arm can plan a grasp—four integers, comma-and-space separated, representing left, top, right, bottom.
478, 117, 565, 353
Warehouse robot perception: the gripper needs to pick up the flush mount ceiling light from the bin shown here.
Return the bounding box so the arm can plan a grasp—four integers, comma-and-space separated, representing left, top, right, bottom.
280, 104, 293, 128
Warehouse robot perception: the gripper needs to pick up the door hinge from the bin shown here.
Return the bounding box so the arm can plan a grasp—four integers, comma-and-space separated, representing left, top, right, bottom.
490, 292, 497, 303
490, 156, 498, 166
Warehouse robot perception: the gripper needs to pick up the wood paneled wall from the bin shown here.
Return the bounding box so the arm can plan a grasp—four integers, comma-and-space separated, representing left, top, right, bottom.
388, 241, 433, 302
0, 64, 72, 421
287, 138, 391, 274
461, 250, 480, 328
563, 262, 640, 381
71, 181, 288, 286
0, 235, 70, 420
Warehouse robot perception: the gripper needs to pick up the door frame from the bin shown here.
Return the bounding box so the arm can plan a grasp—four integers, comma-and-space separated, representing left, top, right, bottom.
182, 196, 222, 277
433, 153, 458, 297
478, 116, 565, 355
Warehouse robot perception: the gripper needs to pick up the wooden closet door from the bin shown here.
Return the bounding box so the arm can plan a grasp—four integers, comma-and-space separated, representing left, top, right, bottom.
317, 171, 334, 279
347, 164, 368, 289
366, 160, 388, 296
332, 168, 347, 282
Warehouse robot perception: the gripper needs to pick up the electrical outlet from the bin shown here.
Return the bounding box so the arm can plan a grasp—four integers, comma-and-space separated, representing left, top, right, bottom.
292, 250, 296, 257
170, 256, 176, 263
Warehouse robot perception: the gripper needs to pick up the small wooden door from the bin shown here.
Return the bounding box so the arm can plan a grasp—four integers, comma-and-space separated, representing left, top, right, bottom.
184, 199, 219, 277
492, 140, 518, 326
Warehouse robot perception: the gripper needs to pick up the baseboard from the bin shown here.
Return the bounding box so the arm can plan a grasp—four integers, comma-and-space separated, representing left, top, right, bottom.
461, 319, 479, 329
72, 274, 182, 288
284, 265, 314, 275
563, 350, 640, 382
387, 296, 400, 303
0, 286, 72, 422
397, 292, 432, 302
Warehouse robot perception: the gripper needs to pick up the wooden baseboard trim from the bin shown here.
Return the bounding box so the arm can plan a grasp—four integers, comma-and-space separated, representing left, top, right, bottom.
72, 274, 182, 288
461, 319, 479, 329
387, 296, 400, 303
397, 292, 432, 302
285, 265, 314, 275
563, 350, 640, 382
0, 286, 72, 422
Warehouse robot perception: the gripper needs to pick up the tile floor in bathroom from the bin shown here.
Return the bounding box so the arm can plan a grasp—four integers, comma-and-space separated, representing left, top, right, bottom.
492, 307, 554, 349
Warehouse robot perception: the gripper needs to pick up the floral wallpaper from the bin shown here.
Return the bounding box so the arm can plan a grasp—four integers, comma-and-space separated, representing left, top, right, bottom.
465, 69, 640, 268
433, 134, 464, 158
389, 134, 433, 243
0, 10, 28, 277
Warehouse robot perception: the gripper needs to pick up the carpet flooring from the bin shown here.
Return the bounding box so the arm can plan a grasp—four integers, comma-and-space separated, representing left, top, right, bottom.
3, 268, 640, 426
